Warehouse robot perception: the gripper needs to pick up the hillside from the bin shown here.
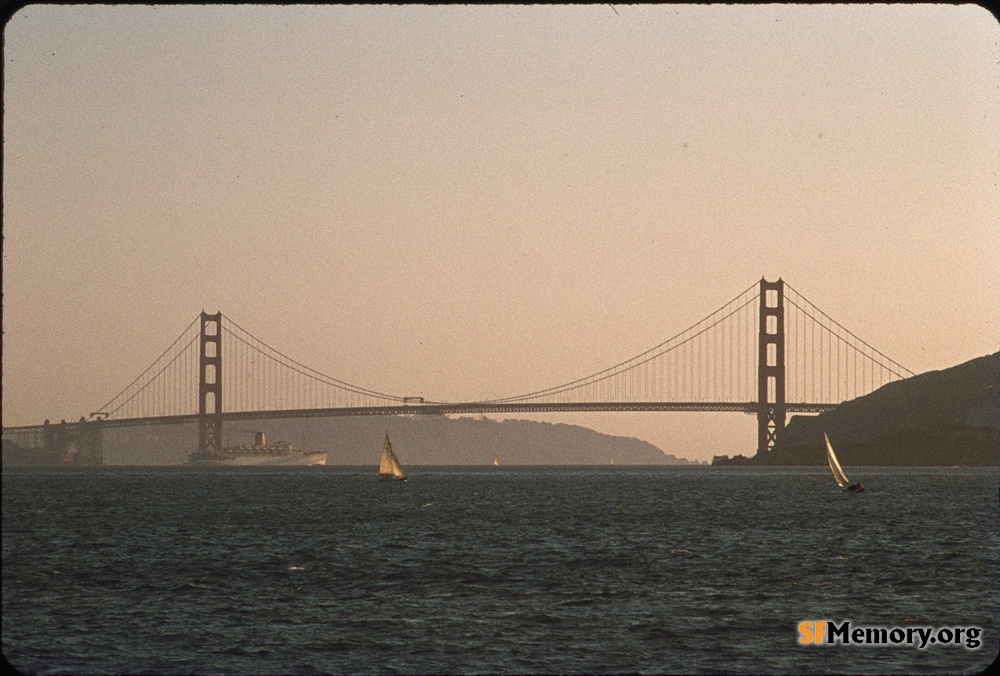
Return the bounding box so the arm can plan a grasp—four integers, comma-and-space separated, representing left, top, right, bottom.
748, 351, 1000, 466
101, 415, 697, 466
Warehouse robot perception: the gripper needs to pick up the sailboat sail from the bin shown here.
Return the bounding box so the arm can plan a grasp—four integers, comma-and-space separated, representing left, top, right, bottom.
379, 433, 407, 480
824, 433, 850, 488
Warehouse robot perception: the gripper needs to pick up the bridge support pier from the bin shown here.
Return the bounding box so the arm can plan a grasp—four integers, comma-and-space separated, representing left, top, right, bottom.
757, 278, 786, 455
198, 312, 223, 455
42, 417, 104, 465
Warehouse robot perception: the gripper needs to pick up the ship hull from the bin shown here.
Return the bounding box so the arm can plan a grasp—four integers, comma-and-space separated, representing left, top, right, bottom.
187, 452, 327, 467
2, 447, 71, 468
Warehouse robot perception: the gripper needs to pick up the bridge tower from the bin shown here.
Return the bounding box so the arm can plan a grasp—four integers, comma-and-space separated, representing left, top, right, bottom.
198, 312, 223, 455
757, 278, 786, 454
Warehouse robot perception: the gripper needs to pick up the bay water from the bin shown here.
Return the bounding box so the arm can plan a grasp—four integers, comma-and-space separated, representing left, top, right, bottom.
3, 466, 998, 674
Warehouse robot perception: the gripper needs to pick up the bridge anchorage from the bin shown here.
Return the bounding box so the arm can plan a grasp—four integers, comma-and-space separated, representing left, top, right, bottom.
3, 278, 915, 464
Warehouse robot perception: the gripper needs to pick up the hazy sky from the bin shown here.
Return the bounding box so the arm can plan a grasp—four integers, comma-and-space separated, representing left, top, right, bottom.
3, 4, 998, 461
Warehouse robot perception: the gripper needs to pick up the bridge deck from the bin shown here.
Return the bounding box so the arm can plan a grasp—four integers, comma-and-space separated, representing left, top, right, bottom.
4, 401, 837, 433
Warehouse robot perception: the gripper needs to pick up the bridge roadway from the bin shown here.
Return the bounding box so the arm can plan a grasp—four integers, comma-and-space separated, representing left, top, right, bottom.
4, 401, 838, 433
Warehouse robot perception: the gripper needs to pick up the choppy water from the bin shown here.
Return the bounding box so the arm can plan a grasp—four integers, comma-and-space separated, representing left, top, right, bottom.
3, 466, 998, 674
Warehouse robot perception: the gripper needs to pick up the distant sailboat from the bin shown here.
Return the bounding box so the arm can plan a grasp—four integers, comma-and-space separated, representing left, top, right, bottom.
824, 433, 863, 493
493, 455, 500, 467
379, 433, 407, 481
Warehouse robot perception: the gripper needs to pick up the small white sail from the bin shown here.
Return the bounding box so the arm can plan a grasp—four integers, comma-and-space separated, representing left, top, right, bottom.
493, 456, 500, 467
824, 433, 850, 488
379, 433, 407, 480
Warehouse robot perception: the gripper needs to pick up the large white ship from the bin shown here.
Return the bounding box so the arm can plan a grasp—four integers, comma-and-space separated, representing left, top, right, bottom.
187, 432, 327, 467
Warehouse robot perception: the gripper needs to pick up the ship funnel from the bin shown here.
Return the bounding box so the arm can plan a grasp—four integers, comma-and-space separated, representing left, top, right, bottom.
254, 432, 266, 446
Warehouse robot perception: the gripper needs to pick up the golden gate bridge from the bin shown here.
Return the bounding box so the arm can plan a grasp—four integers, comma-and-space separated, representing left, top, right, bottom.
3, 279, 914, 463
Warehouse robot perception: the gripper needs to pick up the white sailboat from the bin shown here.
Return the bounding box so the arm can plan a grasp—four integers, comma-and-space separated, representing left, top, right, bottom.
824, 433, 863, 493
379, 433, 407, 481
493, 455, 500, 467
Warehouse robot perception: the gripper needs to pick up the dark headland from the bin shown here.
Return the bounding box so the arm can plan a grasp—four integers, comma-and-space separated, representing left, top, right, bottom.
715, 351, 1000, 467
